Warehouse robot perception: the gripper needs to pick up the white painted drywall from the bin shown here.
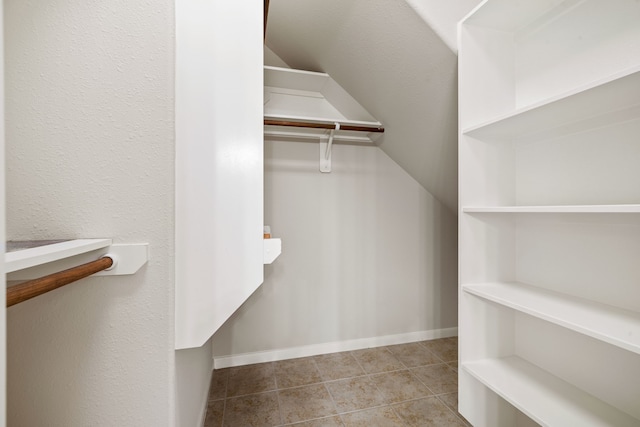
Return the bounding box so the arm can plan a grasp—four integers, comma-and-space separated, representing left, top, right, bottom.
212, 140, 457, 358
404, 0, 483, 52
0, 3, 6, 425
265, 0, 465, 212
5, 0, 176, 425
265, 46, 290, 68
175, 339, 213, 427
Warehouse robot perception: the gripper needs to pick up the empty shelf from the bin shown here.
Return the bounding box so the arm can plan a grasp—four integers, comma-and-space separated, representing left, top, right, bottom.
462, 205, 640, 213
463, 282, 640, 355
6, 239, 112, 273
264, 238, 281, 264
462, 66, 640, 140
464, 356, 640, 426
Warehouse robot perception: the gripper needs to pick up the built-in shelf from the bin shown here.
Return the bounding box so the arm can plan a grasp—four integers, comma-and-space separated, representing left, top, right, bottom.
459, 0, 640, 424
6, 239, 112, 273
5, 239, 149, 281
263, 238, 281, 264
264, 66, 383, 145
462, 66, 640, 141
462, 205, 640, 213
463, 282, 640, 355
463, 356, 640, 427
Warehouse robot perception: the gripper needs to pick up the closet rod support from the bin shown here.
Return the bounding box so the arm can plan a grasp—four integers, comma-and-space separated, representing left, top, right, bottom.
320, 122, 340, 173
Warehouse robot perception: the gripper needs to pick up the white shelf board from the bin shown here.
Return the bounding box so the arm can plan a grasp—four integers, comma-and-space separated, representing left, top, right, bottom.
263, 66, 383, 145
5, 239, 112, 273
463, 282, 640, 355
264, 66, 329, 92
264, 113, 382, 128
264, 238, 281, 264
463, 356, 640, 427
463, 205, 640, 213
462, 66, 640, 140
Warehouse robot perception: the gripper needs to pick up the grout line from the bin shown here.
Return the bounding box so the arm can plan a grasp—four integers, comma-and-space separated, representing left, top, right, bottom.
320, 377, 342, 423
435, 393, 471, 426
220, 371, 228, 426
274, 385, 285, 426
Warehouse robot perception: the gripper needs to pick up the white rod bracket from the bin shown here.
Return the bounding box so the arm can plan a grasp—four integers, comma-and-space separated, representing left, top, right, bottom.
319, 122, 340, 173
6, 243, 149, 281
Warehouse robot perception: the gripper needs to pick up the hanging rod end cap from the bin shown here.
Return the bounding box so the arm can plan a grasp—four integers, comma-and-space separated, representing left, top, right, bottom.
102, 254, 118, 271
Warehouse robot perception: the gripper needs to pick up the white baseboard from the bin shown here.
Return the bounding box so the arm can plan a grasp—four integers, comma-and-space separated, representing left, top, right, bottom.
213, 327, 458, 369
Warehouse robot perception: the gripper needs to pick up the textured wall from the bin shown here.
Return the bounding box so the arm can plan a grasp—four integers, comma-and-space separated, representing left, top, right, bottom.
5, 0, 176, 425
212, 141, 457, 358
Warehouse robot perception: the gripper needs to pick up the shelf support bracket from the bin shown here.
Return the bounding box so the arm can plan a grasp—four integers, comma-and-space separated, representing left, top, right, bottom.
319, 122, 340, 173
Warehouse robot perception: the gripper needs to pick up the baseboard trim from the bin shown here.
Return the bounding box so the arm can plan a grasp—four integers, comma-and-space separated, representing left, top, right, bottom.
213, 327, 457, 369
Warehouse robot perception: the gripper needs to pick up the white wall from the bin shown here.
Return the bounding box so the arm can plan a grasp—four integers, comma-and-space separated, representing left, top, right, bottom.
212, 140, 457, 362
404, 0, 482, 52
266, 0, 463, 212
175, 339, 213, 427
5, 0, 176, 425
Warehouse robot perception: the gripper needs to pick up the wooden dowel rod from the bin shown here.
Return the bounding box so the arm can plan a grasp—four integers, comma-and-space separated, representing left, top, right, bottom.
7, 256, 113, 307
264, 0, 270, 40
264, 119, 385, 133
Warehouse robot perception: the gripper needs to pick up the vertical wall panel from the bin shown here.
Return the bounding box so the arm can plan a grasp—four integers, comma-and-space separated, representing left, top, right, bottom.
175, 0, 264, 349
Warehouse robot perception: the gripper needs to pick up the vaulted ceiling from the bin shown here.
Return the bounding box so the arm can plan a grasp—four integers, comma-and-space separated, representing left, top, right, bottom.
265, 0, 480, 213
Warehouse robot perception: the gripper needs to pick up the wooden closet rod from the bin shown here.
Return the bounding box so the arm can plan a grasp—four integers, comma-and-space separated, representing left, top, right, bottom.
264, 119, 385, 133
7, 256, 113, 307
264, 0, 270, 40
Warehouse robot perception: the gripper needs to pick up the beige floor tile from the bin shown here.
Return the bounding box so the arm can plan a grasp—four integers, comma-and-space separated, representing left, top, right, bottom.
387, 342, 442, 368
227, 363, 276, 397
351, 348, 404, 374
436, 392, 458, 413
223, 392, 281, 427
411, 364, 458, 395
370, 369, 432, 404
314, 352, 365, 381
421, 339, 457, 363
340, 406, 405, 426
447, 361, 458, 372
394, 397, 467, 426
278, 384, 337, 424
288, 415, 345, 426
209, 368, 229, 401
203, 399, 224, 427
325, 376, 385, 413
275, 357, 323, 389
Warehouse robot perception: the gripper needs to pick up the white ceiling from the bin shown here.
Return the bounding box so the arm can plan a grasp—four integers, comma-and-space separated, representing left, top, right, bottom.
266, 0, 479, 213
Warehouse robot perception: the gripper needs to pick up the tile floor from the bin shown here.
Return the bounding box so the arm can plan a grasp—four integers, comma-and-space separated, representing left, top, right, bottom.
204, 337, 470, 426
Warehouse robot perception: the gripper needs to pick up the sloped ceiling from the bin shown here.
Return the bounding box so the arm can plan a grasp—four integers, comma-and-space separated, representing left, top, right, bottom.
266, 0, 476, 213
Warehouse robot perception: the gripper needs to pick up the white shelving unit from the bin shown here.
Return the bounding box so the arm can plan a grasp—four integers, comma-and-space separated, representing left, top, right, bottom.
458, 1, 640, 425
